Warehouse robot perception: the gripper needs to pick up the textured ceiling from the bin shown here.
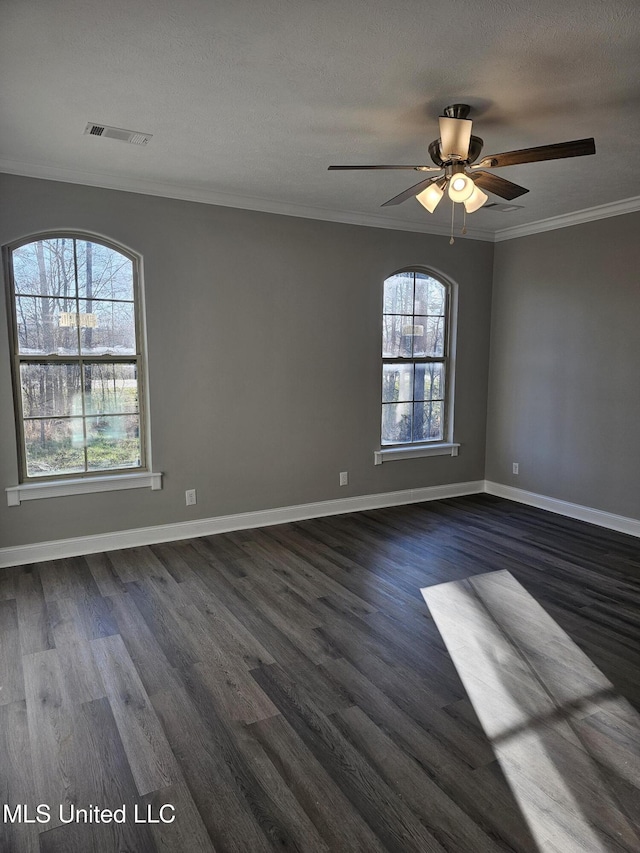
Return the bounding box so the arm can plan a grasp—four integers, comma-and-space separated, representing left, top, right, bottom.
1, 0, 640, 239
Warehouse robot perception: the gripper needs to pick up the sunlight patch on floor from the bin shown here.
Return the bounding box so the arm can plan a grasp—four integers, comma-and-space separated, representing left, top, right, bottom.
422, 570, 640, 853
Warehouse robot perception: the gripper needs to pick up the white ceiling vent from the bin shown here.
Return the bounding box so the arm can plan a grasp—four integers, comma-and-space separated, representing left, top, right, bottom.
84, 122, 152, 145
482, 203, 524, 213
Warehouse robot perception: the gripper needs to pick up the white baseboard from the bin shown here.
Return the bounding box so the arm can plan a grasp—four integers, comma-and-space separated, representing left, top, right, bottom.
4, 478, 637, 568
0, 480, 485, 568
484, 481, 640, 538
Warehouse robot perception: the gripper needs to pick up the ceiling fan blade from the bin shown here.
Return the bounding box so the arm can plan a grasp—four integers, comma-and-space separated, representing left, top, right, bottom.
472, 171, 529, 200
381, 176, 442, 207
477, 138, 596, 169
328, 164, 440, 171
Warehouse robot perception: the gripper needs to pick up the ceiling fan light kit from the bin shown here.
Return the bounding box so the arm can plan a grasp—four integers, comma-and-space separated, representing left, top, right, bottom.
439, 115, 472, 160
329, 103, 596, 242
463, 184, 489, 213
416, 179, 445, 213
447, 169, 475, 203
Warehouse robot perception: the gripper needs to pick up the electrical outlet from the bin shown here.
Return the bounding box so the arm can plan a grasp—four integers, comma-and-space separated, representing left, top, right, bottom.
512, 463, 519, 475
185, 489, 197, 506
339, 471, 348, 486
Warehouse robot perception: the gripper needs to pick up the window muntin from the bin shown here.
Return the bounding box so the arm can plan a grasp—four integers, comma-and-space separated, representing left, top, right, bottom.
7, 235, 146, 480
382, 270, 448, 445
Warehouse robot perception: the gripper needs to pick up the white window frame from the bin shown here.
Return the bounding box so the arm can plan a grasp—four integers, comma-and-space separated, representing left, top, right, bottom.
376, 267, 459, 464
4, 230, 161, 504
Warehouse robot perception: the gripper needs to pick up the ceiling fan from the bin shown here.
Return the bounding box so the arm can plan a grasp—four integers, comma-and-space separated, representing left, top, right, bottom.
329, 104, 595, 234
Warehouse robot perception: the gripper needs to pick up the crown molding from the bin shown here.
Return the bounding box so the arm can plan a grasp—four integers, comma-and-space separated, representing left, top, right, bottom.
493, 195, 640, 241
3, 160, 639, 244
0, 160, 494, 242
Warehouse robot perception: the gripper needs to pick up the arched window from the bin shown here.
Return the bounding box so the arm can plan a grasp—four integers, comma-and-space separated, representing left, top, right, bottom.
6, 233, 147, 480
382, 269, 452, 446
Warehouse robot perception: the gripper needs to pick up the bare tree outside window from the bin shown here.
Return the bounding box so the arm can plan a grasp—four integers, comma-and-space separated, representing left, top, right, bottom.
381, 270, 448, 445
7, 235, 146, 479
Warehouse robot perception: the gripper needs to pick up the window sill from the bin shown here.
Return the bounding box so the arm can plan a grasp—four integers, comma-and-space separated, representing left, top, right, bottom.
6, 471, 162, 506
374, 443, 459, 465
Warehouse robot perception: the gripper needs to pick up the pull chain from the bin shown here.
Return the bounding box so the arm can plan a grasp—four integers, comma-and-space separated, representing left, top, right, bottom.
449, 200, 455, 245
462, 206, 467, 235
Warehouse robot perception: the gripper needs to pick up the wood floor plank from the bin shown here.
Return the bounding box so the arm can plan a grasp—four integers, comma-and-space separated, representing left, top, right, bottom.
177, 556, 352, 716
149, 541, 201, 583
249, 712, 388, 853
234, 529, 377, 617
57, 696, 158, 853
131, 574, 276, 721
3, 495, 640, 851
180, 574, 276, 670
47, 597, 105, 704
321, 657, 541, 852
142, 781, 216, 853
332, 703, 513, 853
252, 661, 449, 853
0, 701, 39, 853
109, 545, 177, 584
23, 649, 79, 831
0, 565, 18, 600
267, 521, 429, 622
234, 573, 337, 665
37, 558, 82, 602
90, 634, 179, 796
124, 579, 201, 671
150, 686, 273, 853
39, 822, 99, 853
322, 655, 494, 771
184, 657, 279, 726
105, 591, 183, 697
225, 719, 332, 853
314, 604, 464, 709
0, 598, 25, 706
83, 551, 127, 596
16, 565, 53, 656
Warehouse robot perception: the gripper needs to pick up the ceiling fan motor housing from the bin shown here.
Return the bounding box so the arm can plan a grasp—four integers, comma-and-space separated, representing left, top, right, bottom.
443, 104, 471, 120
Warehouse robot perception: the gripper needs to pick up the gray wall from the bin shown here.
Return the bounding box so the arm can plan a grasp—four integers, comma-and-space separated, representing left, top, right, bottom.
0, 173, 494, 548
486, 212, 640, 519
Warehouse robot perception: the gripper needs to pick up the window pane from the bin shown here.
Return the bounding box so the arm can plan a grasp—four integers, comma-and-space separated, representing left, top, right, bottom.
415, 276, 446, 315
381, 402, 412, 445
383, 272, 413, 315
12, 239, 77, 298
20, 363, 82, 418
76, 241, 134, 301
414, 363, 445, 402
24, 418, 85, 477
413, 401, 444, 441
84, 363, 139, 414
16, 296, 80, 355
382, 315, 413, 357
412, 315, 445, 357
382, 363, 413, 403
86, 415, 141, 471
79, 300, 136, 354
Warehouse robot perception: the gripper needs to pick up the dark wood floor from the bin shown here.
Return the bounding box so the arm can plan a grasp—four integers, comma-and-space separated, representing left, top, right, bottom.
1, 494, 640, 852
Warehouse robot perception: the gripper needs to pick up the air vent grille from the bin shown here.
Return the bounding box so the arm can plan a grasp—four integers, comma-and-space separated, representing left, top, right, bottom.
482, 203, 524, 213
84, 122, 152, 145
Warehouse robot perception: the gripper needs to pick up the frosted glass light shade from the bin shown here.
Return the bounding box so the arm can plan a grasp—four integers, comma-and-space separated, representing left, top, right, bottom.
416, 181, 444, 213
463, 185, 489, 213
439, 117, 472, 160
447, 173, 475, 202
